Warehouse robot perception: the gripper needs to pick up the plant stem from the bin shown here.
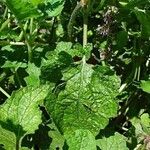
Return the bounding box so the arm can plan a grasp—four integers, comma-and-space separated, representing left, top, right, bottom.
17, 20, 28, 42
83, 5, 88, 48
30, 18, 34, 34
0, 87, 10, 98
15, 70, 23, 88
27, 40, 32, 63
19, 22, 33, 63
16, 137, 21, 150
0, 41, 48, 46
0, 18, 10, 32
3, 7, 8, 19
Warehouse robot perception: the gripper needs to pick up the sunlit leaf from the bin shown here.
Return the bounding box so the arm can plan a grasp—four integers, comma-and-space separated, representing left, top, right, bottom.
0, 86, 49, 149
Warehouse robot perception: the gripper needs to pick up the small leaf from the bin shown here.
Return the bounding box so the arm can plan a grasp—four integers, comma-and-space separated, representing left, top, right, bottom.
130, 117, 144, 140
24, 63, 41, 86
1, 45, 15, 52
39, 0, 65, 17
140, 113, 150, 134
55, 41, 72, 53
65, 129, 96, 150
130, 113, 150, 141
96, 132, 128, 150
48, 122, 65, 150
41, 42, 73, 83
140, 80, 150, 93
141, 113, 150, 127
1, 61, 27, 70
0, 85, 49, 148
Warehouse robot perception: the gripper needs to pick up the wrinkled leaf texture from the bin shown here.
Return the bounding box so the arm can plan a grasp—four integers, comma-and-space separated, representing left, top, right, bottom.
0, 85, 49, 149
46, 59, 120, 136
96, 132, 128, 150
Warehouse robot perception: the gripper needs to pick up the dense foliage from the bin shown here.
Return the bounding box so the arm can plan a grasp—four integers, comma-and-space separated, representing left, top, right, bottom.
0, 0, 150, 149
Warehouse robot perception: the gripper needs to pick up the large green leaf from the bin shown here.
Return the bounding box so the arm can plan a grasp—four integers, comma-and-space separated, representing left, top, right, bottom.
65, 129, 96, 150
96, 132, 128, 150
4, 0, 44, 20
46, 58, 120, 135
0, 86, 49, 149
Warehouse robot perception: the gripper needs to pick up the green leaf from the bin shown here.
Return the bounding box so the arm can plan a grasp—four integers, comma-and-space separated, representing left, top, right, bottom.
141, 113, 150, 127
39, 0, 65, 17
134, 8, 150, 37
1, 61, 27, 71
130, 113, 150, 139
51, 42, 92, 60
73, 43, 92, 60
46, 60, 120, 135
61, 42, 92, 60
120, 0, 149, 9
5, 0, 44, 20
130, 117, 144, 140
24, 63, 41, 86
55, 42, 72, 53
140, 113, 150, 134
41, 42, 73, 83
140, 80, 150, 93
0, 127, 16, 149
96, 132, 128, 150
1, 45, 15, 52
65, 129, 96, 150
116, 31, 128, 49
0, 86, 49, 149
48, 122, 65, 150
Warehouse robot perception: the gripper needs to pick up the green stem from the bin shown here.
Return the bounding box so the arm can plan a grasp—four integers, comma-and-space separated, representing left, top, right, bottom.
30, 18, 34, 34
0, 41, 48, 46
19, 22, 33, 63
17, 20, 28, 42
101, 61, 106, 66
0, 18, 10, 32
15, 70, 23, 88
3, 7, 8, 19
137, 66, 141, 81
16, 137, 21, 150
0, 87, 10, 98
83, 6, 88, 48
7, 9, 10, 28
67, 2, 82, 40
27, 41, 32, 62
